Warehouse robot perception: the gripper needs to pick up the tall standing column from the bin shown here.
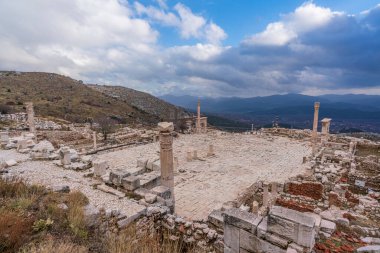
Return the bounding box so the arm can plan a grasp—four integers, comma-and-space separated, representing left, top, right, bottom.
158, 122, 175, 207
312, 102, 320, 155
93, 131, 97, 151
196, 99, 201, 133
25, 102, 35, 134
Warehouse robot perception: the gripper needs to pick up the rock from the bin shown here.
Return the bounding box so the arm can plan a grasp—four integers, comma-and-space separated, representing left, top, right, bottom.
240, 204, 250, 212
5, 159, 17, 167
362, 238, 380, 245
93, 160, 109, 177
84, 205, 100, 227
57, 203, 68, 210
32, 140, 54, 153
145, 193, 157, 204
51, 185, 70, 193
320, 219, 336, 234
356, 245, 380, 253
223, 208, 263, 233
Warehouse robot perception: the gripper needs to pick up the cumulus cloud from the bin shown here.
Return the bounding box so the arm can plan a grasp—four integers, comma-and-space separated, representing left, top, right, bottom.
134, 1, 227, 44
0, 1, 379, 97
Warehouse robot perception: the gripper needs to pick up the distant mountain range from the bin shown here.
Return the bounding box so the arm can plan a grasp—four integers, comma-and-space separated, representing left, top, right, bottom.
160, 94, 380, 133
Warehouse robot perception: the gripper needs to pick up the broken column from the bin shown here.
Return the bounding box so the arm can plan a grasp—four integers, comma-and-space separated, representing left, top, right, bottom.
311, 102, 320, 155
0, 132, 9, 147
207, 144, 215, 157
262, 182, 269, 207
173, 156, 178, 172
196, 99, 201, 133
93, 131, 97, 151
158, 122, 175, 210
25, 102, 36, 134
321, 118, 331, 143
186, 150, 193, 162
60, 147, 71, 166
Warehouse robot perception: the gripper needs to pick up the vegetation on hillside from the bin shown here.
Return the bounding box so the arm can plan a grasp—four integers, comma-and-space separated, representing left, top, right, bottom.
0, 177, 199, 253
0, 71, 159, 125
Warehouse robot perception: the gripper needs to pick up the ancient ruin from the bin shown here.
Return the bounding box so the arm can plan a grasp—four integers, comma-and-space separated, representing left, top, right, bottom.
1, 100, 379, 253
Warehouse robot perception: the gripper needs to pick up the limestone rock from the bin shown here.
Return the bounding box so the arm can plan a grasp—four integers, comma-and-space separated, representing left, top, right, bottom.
158, 122, 174, 132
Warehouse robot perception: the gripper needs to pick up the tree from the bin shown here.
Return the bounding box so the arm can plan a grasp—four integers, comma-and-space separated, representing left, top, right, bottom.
95, 117, 116, 140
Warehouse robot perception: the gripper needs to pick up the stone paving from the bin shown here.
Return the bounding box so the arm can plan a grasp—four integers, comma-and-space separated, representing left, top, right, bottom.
98, 132, 310, 219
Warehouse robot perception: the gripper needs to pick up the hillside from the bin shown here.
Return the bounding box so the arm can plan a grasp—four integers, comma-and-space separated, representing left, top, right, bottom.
88, 85, 189, 121
0, 71, 183, 125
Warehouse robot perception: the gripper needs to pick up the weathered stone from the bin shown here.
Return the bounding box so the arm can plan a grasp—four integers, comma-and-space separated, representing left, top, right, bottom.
137, 159, 148, 168
97, 184, 125, 198
356, 245, 380, 253
93, 160, 109, 177
121, 176, 140, 191
5, 159, 17, 167
145, 193, 157, 204
109, 169, 130, 186
268, 206, 316, 248
158, 122, 174, 132
224, 223, 239, 251
257, 216, 268, 238
239, 229, 286, 253
84, 204, 100, 227
320, 219, 336, 234
51, 185, 70, 193
208, 209, 224, 230
223, 208, 263, 233
151, 185, 171, 199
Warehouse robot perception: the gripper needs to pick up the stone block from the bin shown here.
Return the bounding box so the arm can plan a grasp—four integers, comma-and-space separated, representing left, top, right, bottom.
263, 232, 290, 248
158, 122, 174, 132
320, 219, 336, 234
268, 206, 316, 248
152, 160, 160, 171
239, 229, 286, 253
121, 176, 140, 191
109, 169, 130, 186
223, 246, 238, 253
224, 223, 239, 251
139, 171, 161, 189
137, 159, 148, 168
223, 208, 263, 233
208, 209, 224, 231
151, 185, 171, 199
144, 193, 157, 204
356, 245, 380, 252
5, 159, 17, 167
93, 160, 108, 177
257, 216, 268, 238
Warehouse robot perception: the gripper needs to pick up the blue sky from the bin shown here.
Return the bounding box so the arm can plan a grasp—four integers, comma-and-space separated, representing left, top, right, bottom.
0, 0, 379, 97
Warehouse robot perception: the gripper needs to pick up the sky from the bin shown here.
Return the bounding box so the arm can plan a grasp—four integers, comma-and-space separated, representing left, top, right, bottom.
0, 0, 380, 97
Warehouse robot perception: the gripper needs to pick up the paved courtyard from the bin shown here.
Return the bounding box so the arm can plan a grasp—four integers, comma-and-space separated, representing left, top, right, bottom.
98, 132, 311, 219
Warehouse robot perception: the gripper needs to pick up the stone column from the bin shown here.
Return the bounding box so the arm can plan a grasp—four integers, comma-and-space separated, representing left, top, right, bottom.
207, 144, 214, 157
262, 182, 269, 207
93, 131, 97, 151
0, 132, 9, 147
271, 182, 278, 198
196, 99, 201, 133
311, 102, 320, 155
252, 201, 259, 215
186, 150, 193, 162
25, 102, 35, 134
193, 150, 198, 159
61, 147, 71, 166
158, 122, 175, 206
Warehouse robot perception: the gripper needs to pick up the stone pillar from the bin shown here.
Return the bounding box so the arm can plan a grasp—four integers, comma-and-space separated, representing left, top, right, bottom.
196, 99, 201, 133
61, 147, 71, 165
311, 102, 320, 155
252, 201, 259, 215
193, 150, 198, 159
262, 182, 269, 207
186, 151, 192, 162
349, 142, 356, 154
0, 132, 9, 147
25, 102, 35, 134
158, 122, 175, 205
93, 131, 97, 151
207, 144, 214, 157
271, 182, 278, 198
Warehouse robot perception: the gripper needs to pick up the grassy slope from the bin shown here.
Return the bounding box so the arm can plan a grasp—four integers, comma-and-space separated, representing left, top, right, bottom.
0, 71, 159, 125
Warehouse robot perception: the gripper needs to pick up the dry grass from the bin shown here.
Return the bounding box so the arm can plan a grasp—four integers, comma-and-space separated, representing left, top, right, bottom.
22, 240, 88, 253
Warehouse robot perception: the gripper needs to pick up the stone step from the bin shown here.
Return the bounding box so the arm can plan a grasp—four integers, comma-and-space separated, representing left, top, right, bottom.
97, 184, 125, 199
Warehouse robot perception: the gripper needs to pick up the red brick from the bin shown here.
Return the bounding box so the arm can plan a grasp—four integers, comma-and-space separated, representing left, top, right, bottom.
276, 198, 315, 213
287, 181, 323, 200
328, 192, 342, 207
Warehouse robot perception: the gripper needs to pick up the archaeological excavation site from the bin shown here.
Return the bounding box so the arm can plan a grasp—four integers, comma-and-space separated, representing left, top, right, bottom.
0, 96, 379, 253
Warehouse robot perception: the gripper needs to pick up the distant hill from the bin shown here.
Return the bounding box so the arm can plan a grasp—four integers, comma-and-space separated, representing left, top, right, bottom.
88, 85, 189, 121
0, 71, 185, 126
160, 93, 380, 133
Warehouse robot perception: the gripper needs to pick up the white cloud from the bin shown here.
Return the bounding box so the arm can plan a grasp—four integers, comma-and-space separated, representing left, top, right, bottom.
135, 1, 227, 44
246, 2, 338, 46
